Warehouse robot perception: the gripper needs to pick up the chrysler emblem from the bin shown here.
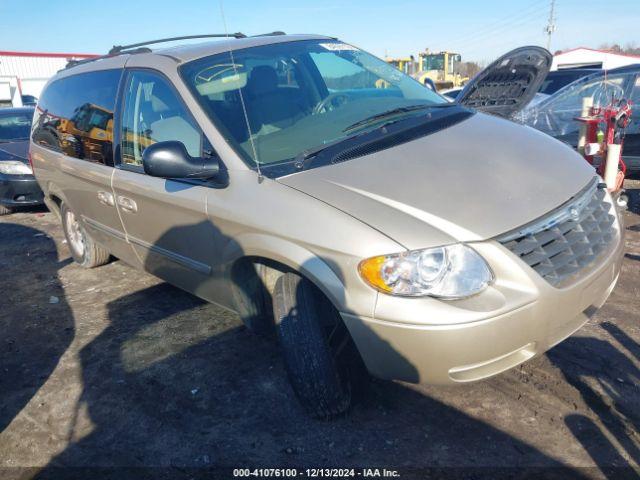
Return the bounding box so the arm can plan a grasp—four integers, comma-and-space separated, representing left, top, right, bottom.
569, 206, 580, 220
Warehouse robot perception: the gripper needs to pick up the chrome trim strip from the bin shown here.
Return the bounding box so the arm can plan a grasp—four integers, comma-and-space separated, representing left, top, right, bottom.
128, 236, 212, 275
498, 177, 599, 242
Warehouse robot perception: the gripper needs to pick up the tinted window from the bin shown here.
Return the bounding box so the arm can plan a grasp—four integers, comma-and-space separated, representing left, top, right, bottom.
120, 70, 202, 167
0, 112, 33, 142
31, 70, 121, 166
538, 71, 591, 95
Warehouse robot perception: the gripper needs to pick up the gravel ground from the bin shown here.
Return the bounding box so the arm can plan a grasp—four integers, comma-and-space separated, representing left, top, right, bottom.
0, 180, 639, 480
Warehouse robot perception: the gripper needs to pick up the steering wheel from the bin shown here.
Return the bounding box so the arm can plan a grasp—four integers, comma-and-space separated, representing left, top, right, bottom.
313, 92, 351, 115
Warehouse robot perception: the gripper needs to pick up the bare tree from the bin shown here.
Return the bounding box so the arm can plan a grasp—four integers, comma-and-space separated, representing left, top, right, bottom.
458, 61, 481, 78
598, 42, 640, 55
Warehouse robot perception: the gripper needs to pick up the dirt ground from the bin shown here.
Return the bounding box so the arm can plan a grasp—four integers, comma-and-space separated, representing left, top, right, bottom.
1, 180, 639, 480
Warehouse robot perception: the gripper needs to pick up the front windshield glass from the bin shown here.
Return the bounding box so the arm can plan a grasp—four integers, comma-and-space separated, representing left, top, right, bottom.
0, 112, 33, 142
180, 39, 447, 166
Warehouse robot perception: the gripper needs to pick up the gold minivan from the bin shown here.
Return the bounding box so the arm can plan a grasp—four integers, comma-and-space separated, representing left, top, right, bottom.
31, 34, 625, 417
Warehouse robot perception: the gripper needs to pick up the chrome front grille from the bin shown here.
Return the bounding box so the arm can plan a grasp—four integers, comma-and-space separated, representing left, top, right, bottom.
498, 179, 616, 286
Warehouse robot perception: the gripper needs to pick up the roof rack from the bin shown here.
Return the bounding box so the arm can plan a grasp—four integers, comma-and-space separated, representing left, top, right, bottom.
64, 47, 150, 69
108, 33, 247, 55
63, 33, 248, 70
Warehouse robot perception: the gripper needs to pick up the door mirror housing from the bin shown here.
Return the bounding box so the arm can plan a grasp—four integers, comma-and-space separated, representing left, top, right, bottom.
142, 141, 220, 179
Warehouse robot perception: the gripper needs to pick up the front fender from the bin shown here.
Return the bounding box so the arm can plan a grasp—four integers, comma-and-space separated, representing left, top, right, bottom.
222, 232, 356, 313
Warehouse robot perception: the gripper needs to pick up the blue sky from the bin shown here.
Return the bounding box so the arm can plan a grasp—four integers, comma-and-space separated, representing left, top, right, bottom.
1, 0, 638, 64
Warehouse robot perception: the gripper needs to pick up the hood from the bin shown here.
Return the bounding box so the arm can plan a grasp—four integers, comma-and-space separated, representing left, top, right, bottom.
0, 140, 29, 163
457, 46, 552, 119
278, 113, 596, 250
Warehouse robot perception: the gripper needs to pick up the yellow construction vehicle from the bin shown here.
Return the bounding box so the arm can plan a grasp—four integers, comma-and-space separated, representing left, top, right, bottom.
417, 50, 468, 90
58, 103, 113, 163
384, 56, 418, 76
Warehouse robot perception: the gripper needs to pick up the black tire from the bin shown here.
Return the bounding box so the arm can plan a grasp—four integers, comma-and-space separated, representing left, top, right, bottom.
0, 204, 12, 216
61, 203, 110, 268
231, 259, 274, 334
273, 272, 367, 418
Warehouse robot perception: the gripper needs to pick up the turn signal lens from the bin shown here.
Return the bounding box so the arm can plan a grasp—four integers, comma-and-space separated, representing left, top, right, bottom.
358, 254, 392, 293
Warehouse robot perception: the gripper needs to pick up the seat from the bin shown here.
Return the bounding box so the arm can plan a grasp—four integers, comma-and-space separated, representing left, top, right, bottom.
245, 65, 306, 133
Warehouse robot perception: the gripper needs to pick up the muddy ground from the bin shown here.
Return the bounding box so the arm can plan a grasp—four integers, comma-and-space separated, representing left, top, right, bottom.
1, 181, 639, 480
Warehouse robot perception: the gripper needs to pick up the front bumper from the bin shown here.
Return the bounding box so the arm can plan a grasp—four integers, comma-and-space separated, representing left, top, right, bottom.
342, 210, 625, 385
0, 173, 44, 207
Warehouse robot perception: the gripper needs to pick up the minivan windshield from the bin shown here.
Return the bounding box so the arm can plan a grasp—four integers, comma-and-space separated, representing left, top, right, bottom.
181, 39, 449, 167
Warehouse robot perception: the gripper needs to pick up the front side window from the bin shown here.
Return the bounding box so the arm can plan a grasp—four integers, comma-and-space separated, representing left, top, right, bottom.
31, 70, 120, 165
0, 112, 32, 142
120, 70, 202, 167
180, 39, 447, 168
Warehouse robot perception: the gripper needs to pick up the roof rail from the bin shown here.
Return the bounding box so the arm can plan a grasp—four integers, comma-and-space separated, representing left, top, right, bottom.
108, 33, 247, 55
252, 31, 286, 37
64, 47, 151, 70
62, 33, 248, 71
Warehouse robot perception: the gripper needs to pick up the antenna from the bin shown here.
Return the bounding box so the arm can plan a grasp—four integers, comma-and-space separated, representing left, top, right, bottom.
544, 0, 556, 51
219, 0, 263, 182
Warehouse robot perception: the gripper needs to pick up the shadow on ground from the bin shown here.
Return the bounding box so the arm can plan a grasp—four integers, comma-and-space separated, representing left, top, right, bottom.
548, 324, 640, 479
1, 213, 638, 479
0, 222, 73, 432
35, 279, 582, 478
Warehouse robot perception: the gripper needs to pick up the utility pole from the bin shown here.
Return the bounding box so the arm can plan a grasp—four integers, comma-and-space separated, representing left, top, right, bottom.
544, 0, 556, 51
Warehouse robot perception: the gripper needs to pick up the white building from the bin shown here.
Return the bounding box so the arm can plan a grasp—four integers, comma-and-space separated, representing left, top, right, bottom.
0, 50, 96, 106
551, 47, 640, 71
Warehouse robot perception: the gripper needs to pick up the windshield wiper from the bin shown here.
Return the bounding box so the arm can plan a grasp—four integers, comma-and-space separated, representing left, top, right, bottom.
343, 103, 452, 133
292, 134, 356, 171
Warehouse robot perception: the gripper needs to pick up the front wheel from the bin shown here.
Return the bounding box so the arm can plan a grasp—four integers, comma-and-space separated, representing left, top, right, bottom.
61, 203, 110, 268
273, 272, 367, 418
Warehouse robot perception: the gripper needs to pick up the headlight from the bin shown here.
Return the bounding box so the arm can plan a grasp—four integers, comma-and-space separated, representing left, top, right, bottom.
0, 161, 33, 175
359, 244, 493, 298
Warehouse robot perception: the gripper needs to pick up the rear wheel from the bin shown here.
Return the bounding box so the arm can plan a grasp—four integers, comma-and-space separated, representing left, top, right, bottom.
61, 203, 110, 268
0, 204, 12, 216
273, 272, 367, 418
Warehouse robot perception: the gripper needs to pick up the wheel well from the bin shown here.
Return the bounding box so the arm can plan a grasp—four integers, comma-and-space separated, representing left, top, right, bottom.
230, 256, 343, 313
230, 256, 292, 298
231, 256, 364, 364
46, 194, 63, 217
50, 194, 62, 209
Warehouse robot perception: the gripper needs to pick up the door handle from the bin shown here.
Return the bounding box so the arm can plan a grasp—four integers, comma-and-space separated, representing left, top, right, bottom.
117, 195, 138, 213
97, 190, 115, 206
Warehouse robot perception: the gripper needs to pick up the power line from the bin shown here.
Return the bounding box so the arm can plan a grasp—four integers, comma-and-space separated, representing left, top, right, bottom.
449, 8, 549, 55
448, 0, 548, 47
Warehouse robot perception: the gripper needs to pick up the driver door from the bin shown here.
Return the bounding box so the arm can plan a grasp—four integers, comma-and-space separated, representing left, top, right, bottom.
112, 69, 221, 298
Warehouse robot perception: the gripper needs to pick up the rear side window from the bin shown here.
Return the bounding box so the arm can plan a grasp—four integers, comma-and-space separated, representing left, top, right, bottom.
31, 69, 121, 166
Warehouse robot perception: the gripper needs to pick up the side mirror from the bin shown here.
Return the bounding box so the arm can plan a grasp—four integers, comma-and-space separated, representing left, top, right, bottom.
142, 141, 220, 179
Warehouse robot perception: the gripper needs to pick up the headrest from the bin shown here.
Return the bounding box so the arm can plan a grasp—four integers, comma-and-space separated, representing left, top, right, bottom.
246, 65, 278, 96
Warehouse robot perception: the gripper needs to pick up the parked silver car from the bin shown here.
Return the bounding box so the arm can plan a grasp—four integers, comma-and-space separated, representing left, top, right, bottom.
30, 34, 625, 417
